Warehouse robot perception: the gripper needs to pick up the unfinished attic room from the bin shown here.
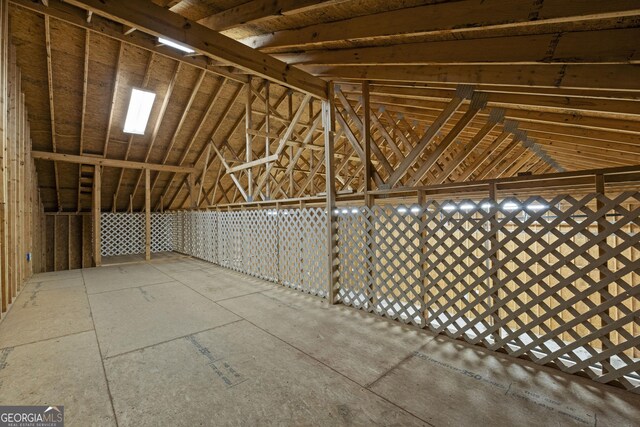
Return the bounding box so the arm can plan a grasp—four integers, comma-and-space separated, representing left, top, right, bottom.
1, 0, 640, 425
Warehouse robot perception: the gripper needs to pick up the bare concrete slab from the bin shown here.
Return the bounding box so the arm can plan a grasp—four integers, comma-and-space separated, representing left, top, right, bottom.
150, 258, 215, 275
218, 288, 432, 386
368, 335, 640, 426
88, 281, 240, 357
23, 276, 85, 292
168, 268, 273, 302
83, 263, 173, 294
0, 286, 93, 348
0, 331, 116, 426
29, 269, 83, 283
103, 320, 426, 427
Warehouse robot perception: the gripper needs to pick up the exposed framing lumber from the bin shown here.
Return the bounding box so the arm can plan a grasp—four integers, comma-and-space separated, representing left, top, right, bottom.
64, 0, 328, 98
323, 82, 337, 304
31, 151, 197, 173
144, 168, 150, 260
43, 16, 61, 212
11, 0, 247, 83
384, 85, 474, 188
92, 164, 101, 266
76, 29, 90, 212
245, 0, 640, 50
102, 41, 124, 158
308, 64, 640, 92
112, 50, 155, 212
279, 28, 640, 66
198, 0, 342, 32
435, 108, 504, 184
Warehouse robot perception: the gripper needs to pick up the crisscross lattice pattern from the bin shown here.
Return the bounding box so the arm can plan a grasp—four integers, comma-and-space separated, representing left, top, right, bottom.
102, 212, 175, 256
101, 213, 145, 256
171, 208, 328, 296
151, 213, 174, 253
336, 193, 640, 391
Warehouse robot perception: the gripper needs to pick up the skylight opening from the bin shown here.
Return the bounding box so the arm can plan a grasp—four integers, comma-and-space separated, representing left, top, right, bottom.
123, 88, 156, 135
158, 37, 195, 54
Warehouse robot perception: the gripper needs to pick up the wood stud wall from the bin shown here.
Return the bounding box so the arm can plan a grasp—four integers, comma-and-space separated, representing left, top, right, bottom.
0, 0, 44, 318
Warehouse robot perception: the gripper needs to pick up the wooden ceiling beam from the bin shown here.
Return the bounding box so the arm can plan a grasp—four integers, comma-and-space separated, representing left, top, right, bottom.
32, 151, 197, 173
63, 0, 328, 98
245, 0, 640, 51
279, 28, 640, 66
102, 42, 124, 158
307, 64, 640, 92
198, 0, 343, 32
10, 0, 247, 83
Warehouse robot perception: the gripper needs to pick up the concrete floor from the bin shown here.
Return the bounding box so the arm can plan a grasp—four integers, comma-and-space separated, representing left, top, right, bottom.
0, 254, 639, 426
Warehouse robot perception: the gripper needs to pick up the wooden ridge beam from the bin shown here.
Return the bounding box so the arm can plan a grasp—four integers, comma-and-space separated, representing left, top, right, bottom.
32, 151, 197, 173
245, 0, 640, 51
64, 0, 328, 98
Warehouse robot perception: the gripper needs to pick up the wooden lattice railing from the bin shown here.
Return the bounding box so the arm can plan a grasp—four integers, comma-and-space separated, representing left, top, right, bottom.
335, 193, 639, 391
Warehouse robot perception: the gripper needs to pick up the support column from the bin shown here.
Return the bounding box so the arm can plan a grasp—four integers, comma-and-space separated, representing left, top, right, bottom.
92, 164, 101, 267
188, 173, 196, 209
488, 182, 501, 341
323, 83, 337, 304
145, 168, 151, 261
595, 173, 612, 374
245, 76, 253, 201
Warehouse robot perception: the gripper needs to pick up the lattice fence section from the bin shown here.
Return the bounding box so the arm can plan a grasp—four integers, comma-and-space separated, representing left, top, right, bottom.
151, 213, 174, 253
335, 194, 640, 391
101, 212, 145, 256
279, 208, 328, 296
243, 210, 278, 281
171, 212, 217, 263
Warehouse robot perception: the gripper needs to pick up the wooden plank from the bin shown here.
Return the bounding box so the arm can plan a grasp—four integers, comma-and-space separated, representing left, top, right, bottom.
246, 0, 640, 50
323, 83, 337, 304
279, 28, 640, 66
92, 165, 101, 266
309, 64, 640, 92
199, 0, 341, 31
64, 0, 328, 98
31, 151, 197, 173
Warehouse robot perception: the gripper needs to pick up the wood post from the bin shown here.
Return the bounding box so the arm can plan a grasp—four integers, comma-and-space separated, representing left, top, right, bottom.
595, 173, 612, 374
145, 168, 151, 261
323, 83, 337, 304
93, 164, 101, 266
488, 182, 501, 341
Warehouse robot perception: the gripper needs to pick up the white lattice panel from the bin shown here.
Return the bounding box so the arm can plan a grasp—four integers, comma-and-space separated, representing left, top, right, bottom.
101, 212, 145, 256
243, 210, 278, 281
335, 194, 640, 391
151, 213, 174, 253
